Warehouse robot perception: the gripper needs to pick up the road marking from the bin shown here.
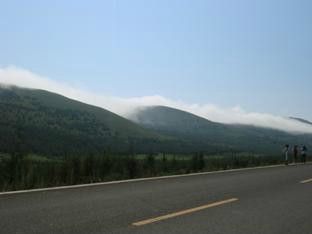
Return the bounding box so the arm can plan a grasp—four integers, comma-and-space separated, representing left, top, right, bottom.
132, 198, 238, 227
300, 178, 312, 184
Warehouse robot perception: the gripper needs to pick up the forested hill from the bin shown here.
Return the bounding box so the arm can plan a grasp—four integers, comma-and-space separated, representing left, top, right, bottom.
129, 106, 312, 154
0, 86, 173, 156
1, 86, 311, 157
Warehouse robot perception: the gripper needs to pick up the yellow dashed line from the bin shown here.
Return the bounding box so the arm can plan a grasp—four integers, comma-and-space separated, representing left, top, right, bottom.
300, 178, 312, 184
132, 198, 238, 226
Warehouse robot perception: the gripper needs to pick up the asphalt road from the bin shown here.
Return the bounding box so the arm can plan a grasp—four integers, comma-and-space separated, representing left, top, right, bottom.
1, 164, 312, 234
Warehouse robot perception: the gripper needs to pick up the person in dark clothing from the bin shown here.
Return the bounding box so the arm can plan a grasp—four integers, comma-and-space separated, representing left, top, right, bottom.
284, 144, 290, 165
293, 145, 298, 163
301, 145, 307, 164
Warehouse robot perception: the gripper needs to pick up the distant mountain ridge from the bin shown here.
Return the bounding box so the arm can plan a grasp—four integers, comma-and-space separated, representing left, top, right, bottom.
129, 106, 312, 154
1, 86, 311, 157
289, 117, 312, 126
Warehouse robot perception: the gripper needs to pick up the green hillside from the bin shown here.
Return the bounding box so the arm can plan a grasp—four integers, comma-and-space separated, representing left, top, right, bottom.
1, 87, 311, 157
129, 106, 312, 154
0, 86, 173, 156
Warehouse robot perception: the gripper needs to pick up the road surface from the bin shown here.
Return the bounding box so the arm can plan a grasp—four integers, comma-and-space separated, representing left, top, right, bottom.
0, 164, 312, 234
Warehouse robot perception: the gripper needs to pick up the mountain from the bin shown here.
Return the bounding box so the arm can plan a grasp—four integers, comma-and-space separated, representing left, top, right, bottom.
0, 86, 176, 156
289, 117, 312, 126
1, 86, 311, 157
129, 106, 312, 154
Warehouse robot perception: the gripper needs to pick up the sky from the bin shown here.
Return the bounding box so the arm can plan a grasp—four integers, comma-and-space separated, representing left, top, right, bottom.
1, 0, 312, 127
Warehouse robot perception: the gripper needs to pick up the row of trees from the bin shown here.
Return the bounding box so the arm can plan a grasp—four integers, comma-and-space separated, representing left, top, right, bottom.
0, 152, 283, 192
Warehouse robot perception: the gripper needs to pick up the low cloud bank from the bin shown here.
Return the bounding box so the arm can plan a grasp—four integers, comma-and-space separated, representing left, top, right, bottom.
1, 66, 312, 134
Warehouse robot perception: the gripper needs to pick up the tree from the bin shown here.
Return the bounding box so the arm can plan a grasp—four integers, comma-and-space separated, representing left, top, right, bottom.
126, 155, 138, 179
144, 153, 155, 176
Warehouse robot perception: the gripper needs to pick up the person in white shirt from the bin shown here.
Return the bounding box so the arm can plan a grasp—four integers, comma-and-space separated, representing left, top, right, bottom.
284, 144, 289, 165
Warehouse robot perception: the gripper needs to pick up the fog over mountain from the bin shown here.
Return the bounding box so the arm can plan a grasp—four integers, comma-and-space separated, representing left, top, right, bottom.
1, 66, 312, 134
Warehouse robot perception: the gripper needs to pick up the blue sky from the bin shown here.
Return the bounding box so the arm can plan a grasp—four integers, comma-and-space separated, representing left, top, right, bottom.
1, 0, 312, 119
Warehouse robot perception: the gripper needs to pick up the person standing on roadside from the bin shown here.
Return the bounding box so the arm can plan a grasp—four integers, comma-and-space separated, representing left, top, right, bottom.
301, 145, 307, 164
293, 145, 298, 164
284, 144, 290, 165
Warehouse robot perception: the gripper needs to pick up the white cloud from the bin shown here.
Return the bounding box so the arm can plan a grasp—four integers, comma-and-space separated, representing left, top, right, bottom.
1, 66, 312, 134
